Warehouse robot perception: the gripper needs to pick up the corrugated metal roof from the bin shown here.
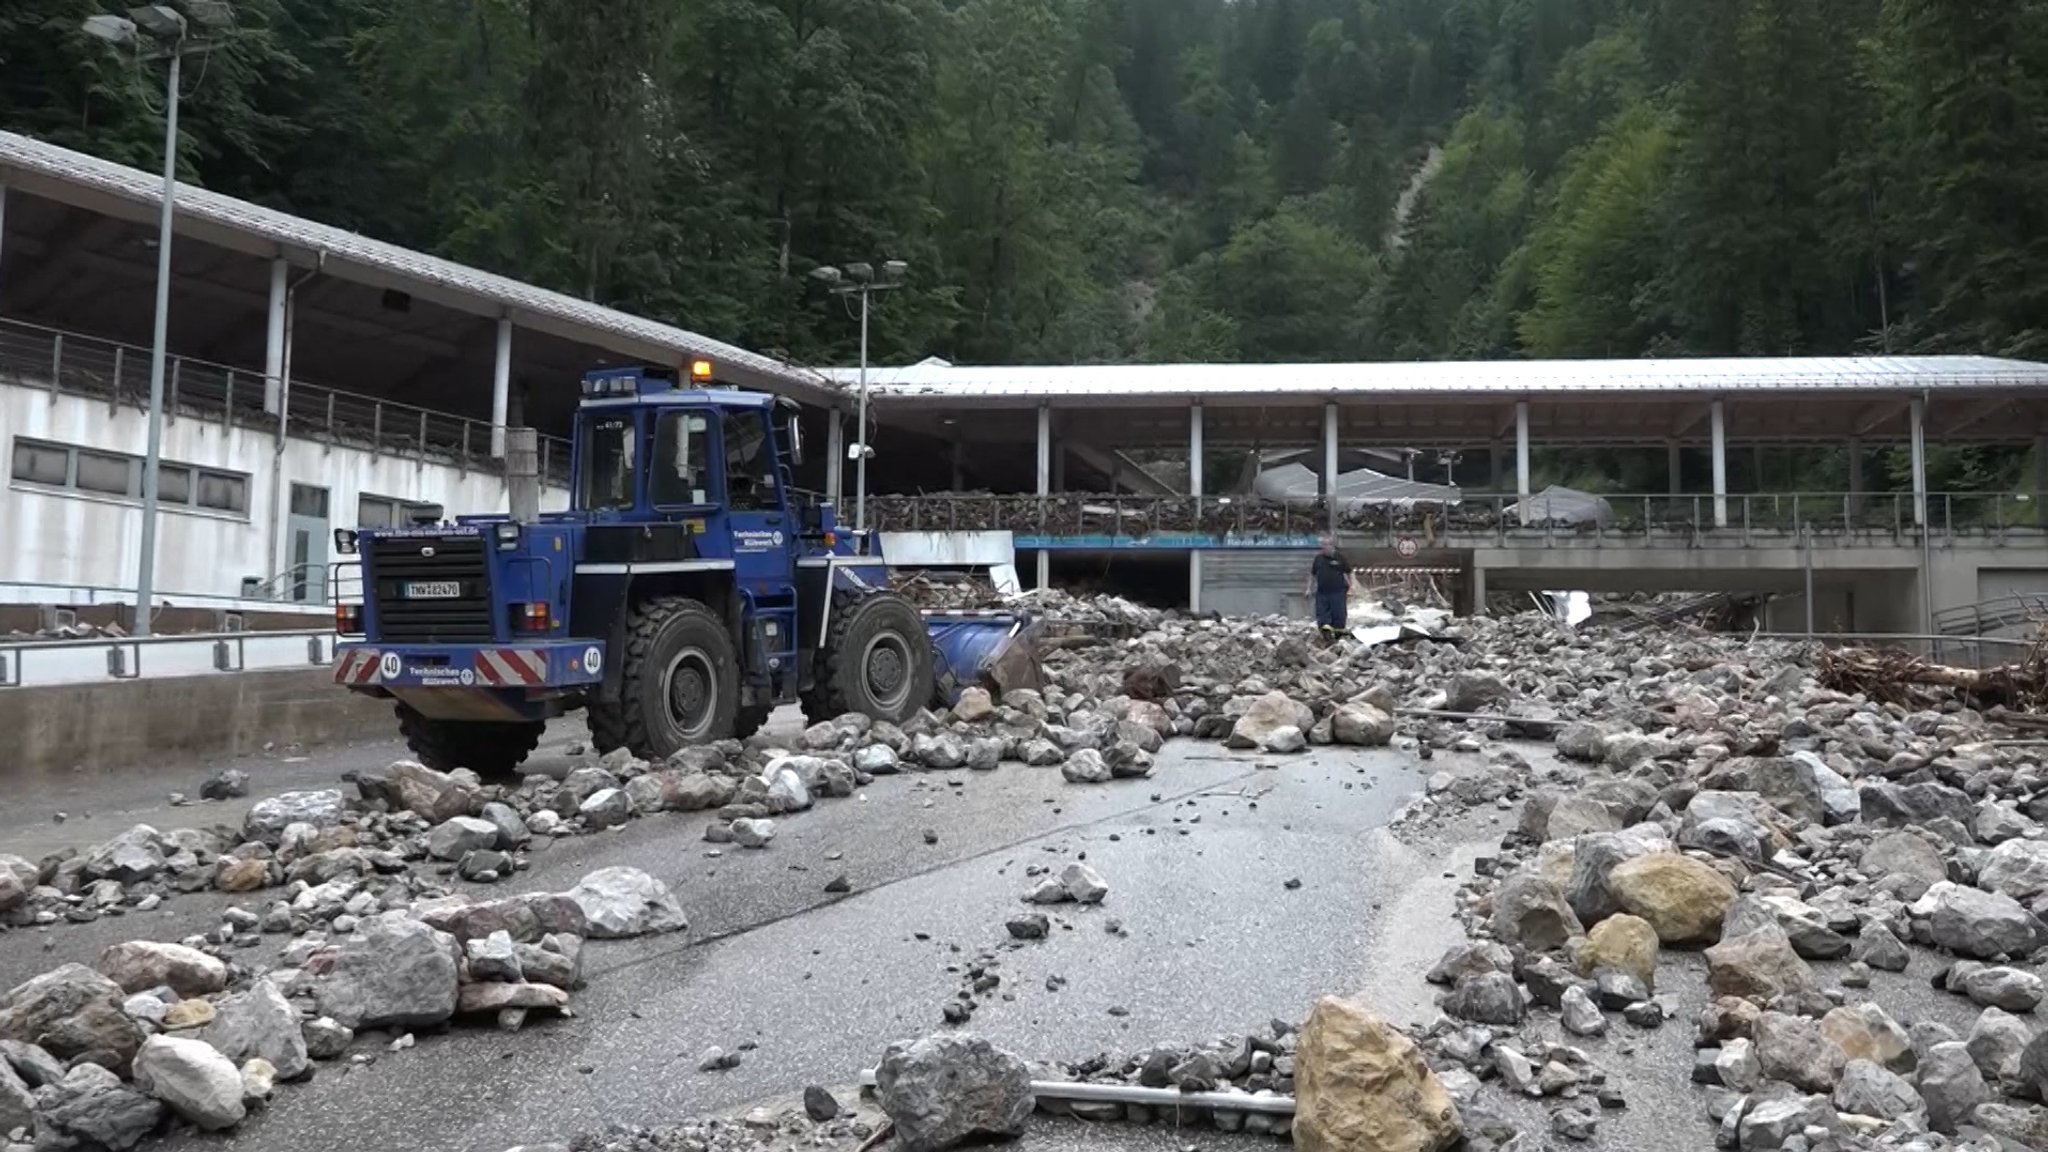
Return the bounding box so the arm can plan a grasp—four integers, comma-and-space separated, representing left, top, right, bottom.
0, 131, 839, 402
825, 356, 2048, 404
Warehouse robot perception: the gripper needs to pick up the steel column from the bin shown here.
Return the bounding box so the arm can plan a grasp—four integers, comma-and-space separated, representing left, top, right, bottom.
263, 257, 287, 413
1189, 404, 1204, 502
1909, 395, 1927, 527
490, 317, 512, 458
1189, 550, 1204, 614
133, 48, 183, 640
1710, 400, 1728, 528
1514, 402, 1531, 501
825, 412, 844, 503
1323, 402, 1339, 531
1036, 404, 1051, 498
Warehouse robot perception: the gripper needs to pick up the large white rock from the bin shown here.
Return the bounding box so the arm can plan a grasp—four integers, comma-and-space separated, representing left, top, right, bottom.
564, 867, 688, 938
313, 914, 459, 1030
427, 816, 501, 862
96, 941, 228, 999
133, 1034, 246, 1131
244, 791, 347, 840
199, 978, 309, 1081
1979, 839, 2048, 901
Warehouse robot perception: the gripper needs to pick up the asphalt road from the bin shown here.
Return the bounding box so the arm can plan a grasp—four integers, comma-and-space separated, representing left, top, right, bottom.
0, 709, 1453, 1152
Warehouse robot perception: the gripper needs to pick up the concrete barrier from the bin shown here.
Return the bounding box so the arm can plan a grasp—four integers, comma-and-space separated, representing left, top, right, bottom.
2, 668, 389, 778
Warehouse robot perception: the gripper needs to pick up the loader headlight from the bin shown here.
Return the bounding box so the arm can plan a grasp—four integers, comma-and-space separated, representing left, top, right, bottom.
494, 522, 521, 551
333, 528, 358, 555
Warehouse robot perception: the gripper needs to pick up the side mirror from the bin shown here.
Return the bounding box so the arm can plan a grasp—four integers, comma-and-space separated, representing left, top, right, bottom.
785, 413, 805, 467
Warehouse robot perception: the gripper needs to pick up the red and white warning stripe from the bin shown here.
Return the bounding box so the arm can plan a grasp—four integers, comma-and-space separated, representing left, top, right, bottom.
474, 648, 548, 686
334, 649, 381, 685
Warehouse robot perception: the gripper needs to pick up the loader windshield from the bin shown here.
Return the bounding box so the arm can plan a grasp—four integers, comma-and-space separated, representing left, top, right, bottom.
651, 411, 713, 507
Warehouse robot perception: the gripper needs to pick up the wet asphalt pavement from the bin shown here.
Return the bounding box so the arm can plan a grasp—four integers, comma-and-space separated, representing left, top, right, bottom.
0, 710, 1456, 1152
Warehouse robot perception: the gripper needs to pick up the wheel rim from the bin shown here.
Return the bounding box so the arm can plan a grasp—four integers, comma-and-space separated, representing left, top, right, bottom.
860, 632, 915, 713
661, 647, 718, 741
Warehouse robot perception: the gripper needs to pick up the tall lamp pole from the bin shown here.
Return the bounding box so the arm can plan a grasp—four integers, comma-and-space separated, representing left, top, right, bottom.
82, 2, 232, 636
811, 260, 908, 534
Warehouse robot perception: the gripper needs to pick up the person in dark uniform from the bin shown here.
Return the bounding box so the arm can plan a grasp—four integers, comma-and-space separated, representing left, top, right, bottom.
1305, 535, 1358, 640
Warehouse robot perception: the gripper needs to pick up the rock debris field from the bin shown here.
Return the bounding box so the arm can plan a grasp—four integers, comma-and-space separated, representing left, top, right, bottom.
2, 593, 2047, 1152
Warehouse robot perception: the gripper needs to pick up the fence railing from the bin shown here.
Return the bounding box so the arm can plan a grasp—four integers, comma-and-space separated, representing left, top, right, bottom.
864, 491, 2048, 547
1932, 596, 2048, 638
0, 316, 569, 483
0, 627, 336, 689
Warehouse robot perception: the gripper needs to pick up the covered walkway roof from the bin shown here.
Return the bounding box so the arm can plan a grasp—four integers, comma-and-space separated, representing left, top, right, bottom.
826, 357, 2048, 449
0, 131, 838, 423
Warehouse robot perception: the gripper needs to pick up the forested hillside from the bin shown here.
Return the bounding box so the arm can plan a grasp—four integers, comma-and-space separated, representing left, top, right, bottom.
5, 0, 2046, 376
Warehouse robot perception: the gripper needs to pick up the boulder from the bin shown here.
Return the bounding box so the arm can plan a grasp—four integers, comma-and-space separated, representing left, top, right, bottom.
1060, 863, 1110, 904
1122, 660, 1181, 702
302, 1018, 352, 1061
1820, 1002, 1914, 1073
199, 978, 309, 1081
1754, 1011, 1845, 1093
1444, 672, 1510, 714
1974, 1103, 2048, 1150
83, 826, 166, 882
732, 818, 777, 849
913, 733, 967, 770
1559, 986, 1606, 1037
1060, 750, 1112, 784
1701, 757, 1824, 824
1543, 797, 1622, 842
0, 963, 146, 1073
456, 982, 570, 1014
132, 1034, 245, 1130
1912, 881, 2048, 959
1441, 972, 1524, 1026
1489, 873, 1581, 952
29, 1063, 162, 1152
1331, 704, 1396, 747
314, 915, 460, 1030
1562, 829, 1670, 925
1749, 893, 1851, 960
0, 1059, 28, 1138
952, 688, 996, 723
578, 788, 633, 829
873, 1033, 1034, 1152
1607, 853, 1736, 945
1920, 1041, 1991, 1134
1425, 942, 1513, 986
243, 790, 346, 840
1967, 1006, 2031, 1083
1860, 781, 1976, 829
1554, 723, 1608, 763
1851, 923, 1911, 972
671, 773, 738, 811
480, 802, 531, 847
1832, 1059, 1921, 1120
355, 760, 477, 822
427, 816, 500, 861
1964, 965, 2046, 1012
1226, 692, 1315, 751
856, 746, 904, 776
414, 893, 589, 943
1859, 831, 1947, 901
1578, 914, 1658, 991
763, 766, 813, 813
1979, 838, 2048, 901
1293, 997, 1461, 1152
96, 941, 227, 999
1736, 1094, 1836, 1150
564, 867, 688, 938
1705, 926, 1819, 1003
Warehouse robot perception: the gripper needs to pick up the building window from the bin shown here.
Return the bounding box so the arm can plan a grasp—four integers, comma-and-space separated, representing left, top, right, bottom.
9, 436, 250, 517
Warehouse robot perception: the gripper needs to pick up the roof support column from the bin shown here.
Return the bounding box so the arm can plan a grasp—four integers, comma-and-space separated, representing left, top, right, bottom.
1667, 440, 1682, 496
1189, 550, 1204, 615
1847, 439, 1864, 521
1189, 404, 1204, 509
491, 317, 512, 459
1514, 401, 1531, 501
1910, 395, 1927, 528
825, 412, 844, 503
263, 257, 287, 414
1711, 399, 1728, 528
1323, 402, 1339, 532
1036, 403, 1051, 498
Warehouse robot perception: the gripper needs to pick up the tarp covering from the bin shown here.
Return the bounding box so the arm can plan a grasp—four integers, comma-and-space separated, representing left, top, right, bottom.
1509, 486, 1613, 525
1253, 463, 1461, 509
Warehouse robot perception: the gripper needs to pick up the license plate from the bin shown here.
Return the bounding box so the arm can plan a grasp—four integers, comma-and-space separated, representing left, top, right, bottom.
402, 581, 462, 599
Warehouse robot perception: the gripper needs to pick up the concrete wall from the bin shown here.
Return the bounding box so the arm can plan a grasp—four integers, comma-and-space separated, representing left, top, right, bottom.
2, 382, 568, 603
0, 668, 390, 778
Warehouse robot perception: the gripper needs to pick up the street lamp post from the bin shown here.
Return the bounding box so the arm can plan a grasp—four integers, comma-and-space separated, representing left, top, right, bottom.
811, 260, 908, 535
82, 2, 232, 636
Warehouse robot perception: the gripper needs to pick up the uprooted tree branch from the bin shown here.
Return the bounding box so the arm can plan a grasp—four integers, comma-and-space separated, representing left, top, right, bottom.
1817, 643, 2048, 711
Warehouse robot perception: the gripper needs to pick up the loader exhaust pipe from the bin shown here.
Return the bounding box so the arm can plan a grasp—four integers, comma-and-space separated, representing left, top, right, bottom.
505, 427, 541, 524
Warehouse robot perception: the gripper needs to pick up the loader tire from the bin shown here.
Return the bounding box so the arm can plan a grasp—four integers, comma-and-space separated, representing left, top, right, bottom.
618, 596, 739, 759
395, 703, 544, 780
801, 592, 933, 727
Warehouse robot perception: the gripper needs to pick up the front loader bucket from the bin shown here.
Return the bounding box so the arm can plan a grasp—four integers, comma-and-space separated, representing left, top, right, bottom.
924, 611, 1043, 707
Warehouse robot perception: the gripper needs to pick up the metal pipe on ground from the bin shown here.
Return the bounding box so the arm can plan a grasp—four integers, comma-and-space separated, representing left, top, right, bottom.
854, 1070, 1295, 1116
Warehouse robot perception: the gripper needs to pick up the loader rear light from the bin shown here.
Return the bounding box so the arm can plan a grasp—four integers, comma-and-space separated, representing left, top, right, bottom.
335, 604, 363, 636
822, 531, 837, 549
515, 602, 551, 632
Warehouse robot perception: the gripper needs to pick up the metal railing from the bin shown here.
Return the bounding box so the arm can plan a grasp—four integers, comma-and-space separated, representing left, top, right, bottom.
0, 316, 569, 482
1933, 596, 2048, 637
0, 627, 337, 689
865, 490, 2048, 548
